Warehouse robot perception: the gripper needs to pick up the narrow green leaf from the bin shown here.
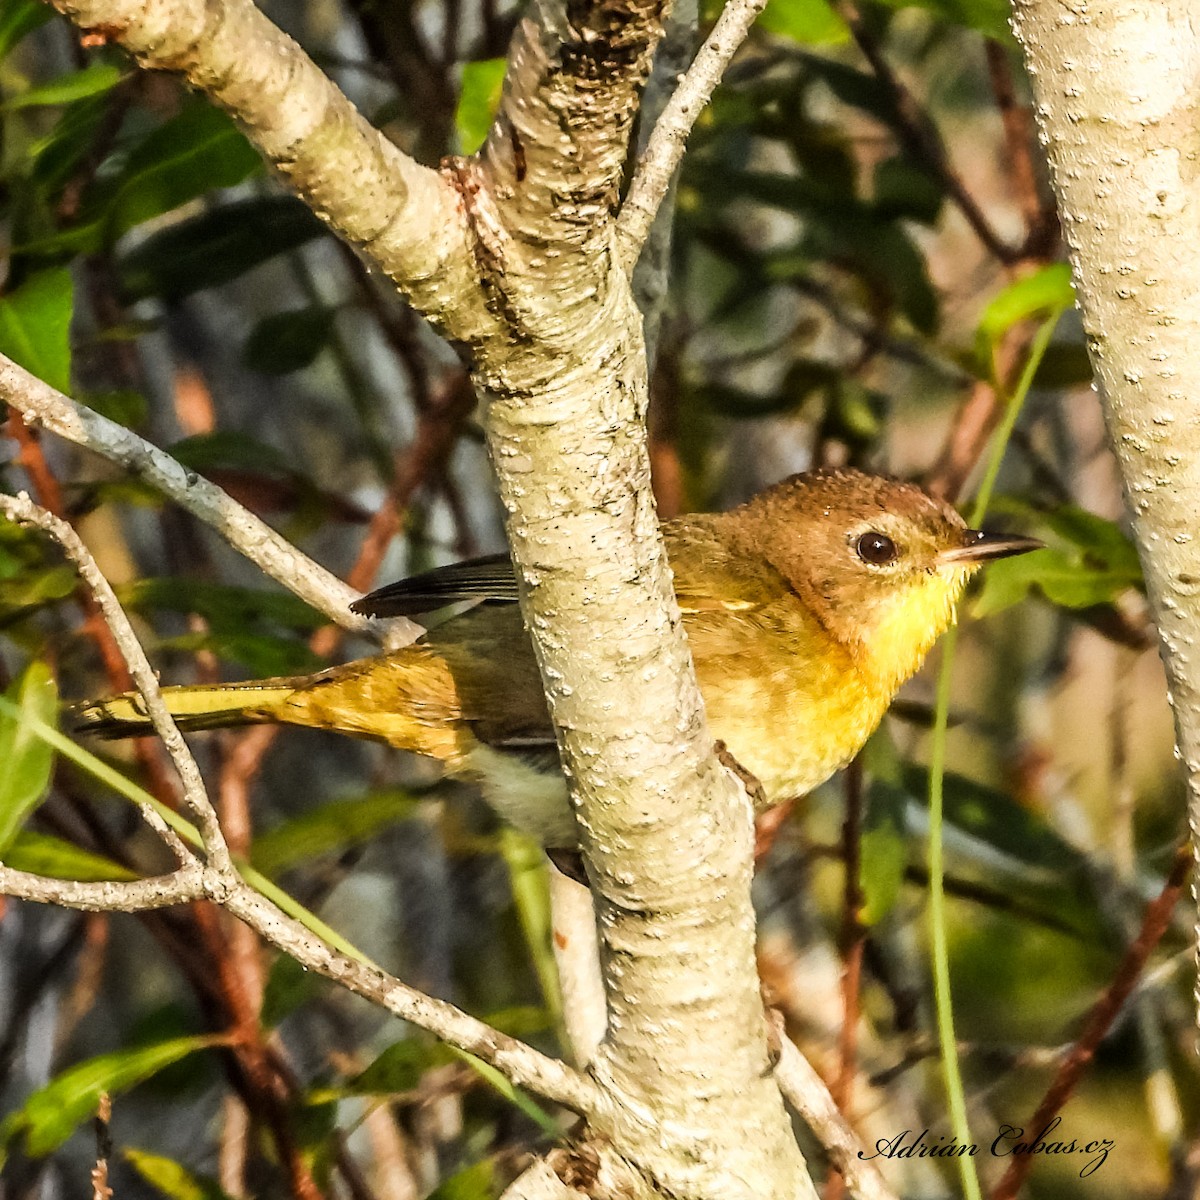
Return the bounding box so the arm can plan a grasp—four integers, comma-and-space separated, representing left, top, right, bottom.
429, 1160, 495, 1200
758, 0, 848, 45
347, 1039, 443, 1096
250, 791, 420, 876
2, 831, 137, 881
3, 63, 122, 110
104, 105, 262, 240
1, 1035, 216, 1159
978, 262, 1075, 348
117, 197, 326, 301
154, 630, 323, 677
124, 1148, 234, 1200
260, 953, 326, 1028
0, 268, 74, 393
500, 828, 562, 1033
972, 545, 1139, 618
242, 306, 336, 375
455, 58, 506, 154
0, 0, 52, 60
859, 780, 907, 925
0, 662, 58, 854
874, 0, 1011, 40
118, 576, 326, 634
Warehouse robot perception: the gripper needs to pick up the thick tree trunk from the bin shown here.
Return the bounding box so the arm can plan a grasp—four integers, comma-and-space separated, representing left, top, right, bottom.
1011, 0, 1200, 1022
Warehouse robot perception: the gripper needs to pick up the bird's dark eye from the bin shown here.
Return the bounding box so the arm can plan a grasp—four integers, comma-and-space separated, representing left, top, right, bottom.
856, 531, 898, 566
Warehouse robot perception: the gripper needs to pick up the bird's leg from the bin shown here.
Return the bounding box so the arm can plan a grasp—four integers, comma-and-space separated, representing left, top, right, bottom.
713, 738, 767, 808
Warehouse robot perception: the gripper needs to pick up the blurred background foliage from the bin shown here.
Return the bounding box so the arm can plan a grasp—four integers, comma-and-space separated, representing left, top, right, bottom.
0, 0, 1194, 1196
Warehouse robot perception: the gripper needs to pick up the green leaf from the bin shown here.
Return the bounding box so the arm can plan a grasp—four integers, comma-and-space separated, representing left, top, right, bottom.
251, 790, 421, 877
0, 0, 52, 60
3, 63, 123, 110
500, 827, 561, 1030
0, 563, 77, 612
168, 429, 294, 475
872, 156, 944, 225
758, 0, 849, 45
978, 262, 1075, 349
124, 1148, 234, 1200
346, 1039, 442, 1096
242, 306, 336, 375
0, 662, 58, 854
904, 765, 1086, 875
2, 831, 137, 881
260, 953, 326, 1028
0, 1035, 215, 1160
30, 92, 117, 193
874, 0, 1011, 40
104, 104, 262, 241
155, 630, 323, 677
455, 58, 506, 154
972, 546, 1138, 618
81, 388, 149, 428
430, 1160, 495, 1200
0, 268, 74, 393
859, 780, 907, 925
118, 197, 326, 301
118, 576, 326, 635
972, 502, 1141, 617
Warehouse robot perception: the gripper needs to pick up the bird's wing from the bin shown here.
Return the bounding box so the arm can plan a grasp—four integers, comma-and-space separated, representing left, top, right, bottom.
351, 518, 785, 619
351, 553, 518, 617
664, 516, 788, 613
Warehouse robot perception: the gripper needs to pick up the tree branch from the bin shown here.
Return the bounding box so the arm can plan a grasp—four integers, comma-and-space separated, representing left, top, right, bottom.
1010, 0, 1200, 1031
0, 865, 206, 911
616, 0, 769, 270
40, 0, 496, 338
0, 492, 212, 864
773, 1035, 898, 1200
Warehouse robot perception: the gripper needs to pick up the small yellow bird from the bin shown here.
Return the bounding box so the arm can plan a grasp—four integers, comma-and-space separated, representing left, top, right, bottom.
74, 469, 1038, 847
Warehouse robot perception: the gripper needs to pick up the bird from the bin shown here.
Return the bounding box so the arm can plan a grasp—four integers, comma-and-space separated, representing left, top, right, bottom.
73, 469, 1040, 848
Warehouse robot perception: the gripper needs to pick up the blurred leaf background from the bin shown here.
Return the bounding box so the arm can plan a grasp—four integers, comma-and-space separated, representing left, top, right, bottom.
0, 0, 1194, 1196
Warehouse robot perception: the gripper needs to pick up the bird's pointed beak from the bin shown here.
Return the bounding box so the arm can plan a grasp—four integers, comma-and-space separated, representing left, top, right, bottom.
937, 529, 1044, 566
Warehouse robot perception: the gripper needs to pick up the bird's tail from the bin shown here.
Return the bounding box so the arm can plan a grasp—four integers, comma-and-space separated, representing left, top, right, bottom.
71, 679, 307, 739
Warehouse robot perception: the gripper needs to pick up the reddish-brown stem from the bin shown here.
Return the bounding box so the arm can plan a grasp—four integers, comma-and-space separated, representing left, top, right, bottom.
990, 841, 1193, 1200
983, 40, 1053, 258
833, 0, 1019, 266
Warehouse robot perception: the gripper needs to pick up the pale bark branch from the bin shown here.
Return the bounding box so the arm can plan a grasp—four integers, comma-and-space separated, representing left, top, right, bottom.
40, 0, 496, 340
0, 497, 597, 1119
0, 864, 206, 911
31, 0, 822, 1188
2, 863, 602, 1114
1010, 0, 1200, 1029
0, 491, 214, 865
773, 1036, 898, 1200
0, 354, 383, 636
615, 0, 769, 271
218, 882, 601, 1116
548, 869, 607, 1067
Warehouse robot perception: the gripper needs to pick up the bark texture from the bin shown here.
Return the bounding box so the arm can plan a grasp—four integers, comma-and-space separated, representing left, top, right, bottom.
1011, 0, 1200, 1022
28, 0, 819, 1193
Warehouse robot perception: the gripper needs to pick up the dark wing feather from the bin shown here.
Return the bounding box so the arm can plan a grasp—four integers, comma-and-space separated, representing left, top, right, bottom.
351, 553, 519, 618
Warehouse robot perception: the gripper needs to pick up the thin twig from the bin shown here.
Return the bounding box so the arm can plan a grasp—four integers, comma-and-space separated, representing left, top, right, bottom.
0, 493, 227, 868
0, 354, 374, 634
617, 0, 769, 270
772, 1031, 899, 1200
990, 841, 1193, 1200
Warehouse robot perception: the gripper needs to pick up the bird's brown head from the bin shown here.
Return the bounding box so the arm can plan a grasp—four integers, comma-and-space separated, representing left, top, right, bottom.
728, 468, 1041, 690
